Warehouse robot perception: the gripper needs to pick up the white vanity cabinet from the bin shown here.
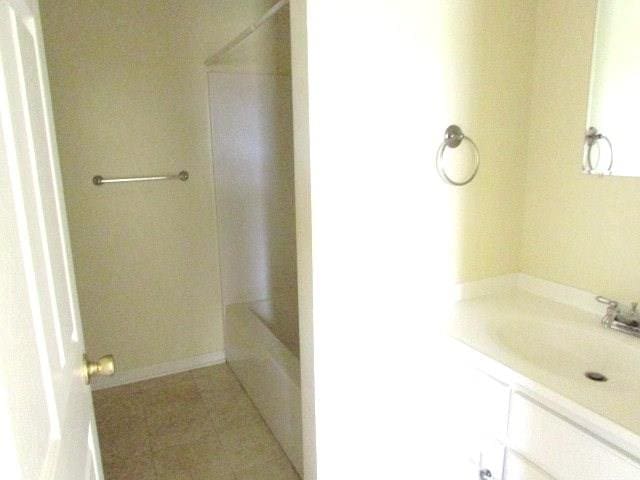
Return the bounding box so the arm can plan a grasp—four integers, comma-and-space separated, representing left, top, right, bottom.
455, 358, 640, 480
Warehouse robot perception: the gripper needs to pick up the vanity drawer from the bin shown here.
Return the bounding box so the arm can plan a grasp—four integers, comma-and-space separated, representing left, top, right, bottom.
504, 449, 553, 480
508, 393, 640, 480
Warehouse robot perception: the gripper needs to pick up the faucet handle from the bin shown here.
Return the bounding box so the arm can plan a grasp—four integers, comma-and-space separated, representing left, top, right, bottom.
596, 296, 618, 309
619, 301, 640, 327
596, 296, 619, 328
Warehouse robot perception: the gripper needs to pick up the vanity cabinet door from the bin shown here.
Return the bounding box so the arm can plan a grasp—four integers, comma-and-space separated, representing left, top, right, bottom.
448, 366, 510, 479
451, 367, 510, 442
447, 450, 504, 480
504, 450, 554, 480
508, 393, 640, 480
447, 458, 482, 479
479, 440, 506, 480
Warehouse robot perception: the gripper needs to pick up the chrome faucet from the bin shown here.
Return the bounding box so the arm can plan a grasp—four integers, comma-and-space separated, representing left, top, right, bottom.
596, 296, 640, 338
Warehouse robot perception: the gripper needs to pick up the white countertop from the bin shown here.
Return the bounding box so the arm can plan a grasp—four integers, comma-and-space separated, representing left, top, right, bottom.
447, 284, 640, 458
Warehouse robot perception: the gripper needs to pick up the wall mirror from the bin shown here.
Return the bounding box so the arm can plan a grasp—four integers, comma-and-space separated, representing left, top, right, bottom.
585, 0, 640, 177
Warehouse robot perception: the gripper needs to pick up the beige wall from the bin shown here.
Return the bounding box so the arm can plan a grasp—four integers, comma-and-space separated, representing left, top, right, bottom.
40, 0, 290, 373
520, 0, 640, 303
449, 1, 536, 282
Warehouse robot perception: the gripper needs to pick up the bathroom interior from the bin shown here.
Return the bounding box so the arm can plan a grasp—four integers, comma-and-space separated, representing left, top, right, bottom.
29, 0, 640, 479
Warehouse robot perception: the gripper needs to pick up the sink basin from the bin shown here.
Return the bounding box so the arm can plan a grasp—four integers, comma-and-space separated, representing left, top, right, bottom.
449, 290, 640, 440
487, 316, 640, 390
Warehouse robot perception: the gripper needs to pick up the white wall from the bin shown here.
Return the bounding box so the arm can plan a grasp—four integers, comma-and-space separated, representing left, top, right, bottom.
294, 0, 536, 477
289, 1, 316, 477
39, 0, 291, 373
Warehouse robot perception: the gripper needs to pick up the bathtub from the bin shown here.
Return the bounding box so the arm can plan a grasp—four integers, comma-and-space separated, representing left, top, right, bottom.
224, 299, 302, 475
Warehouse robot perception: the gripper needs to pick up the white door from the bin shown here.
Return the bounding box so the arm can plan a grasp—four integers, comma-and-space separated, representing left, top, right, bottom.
0, 0, 104, 479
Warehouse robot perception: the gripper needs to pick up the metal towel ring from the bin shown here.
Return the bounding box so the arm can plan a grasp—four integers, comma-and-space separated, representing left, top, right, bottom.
436, 125, 480, 186
583, 127, 613, 175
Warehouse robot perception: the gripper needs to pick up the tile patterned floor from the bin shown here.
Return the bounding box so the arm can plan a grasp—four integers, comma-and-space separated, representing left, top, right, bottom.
93, 364, 301, 480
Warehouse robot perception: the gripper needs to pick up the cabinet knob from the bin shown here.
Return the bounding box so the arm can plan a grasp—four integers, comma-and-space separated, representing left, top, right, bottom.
479, 469, 492, 480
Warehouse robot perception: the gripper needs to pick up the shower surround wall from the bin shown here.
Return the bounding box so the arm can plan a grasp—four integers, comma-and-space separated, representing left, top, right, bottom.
209, 71, 298, 313
208, 68, 302, 473
39, 0, 291, 380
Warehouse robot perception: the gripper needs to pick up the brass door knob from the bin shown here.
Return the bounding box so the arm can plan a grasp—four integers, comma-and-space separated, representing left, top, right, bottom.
83, 354, 115, 384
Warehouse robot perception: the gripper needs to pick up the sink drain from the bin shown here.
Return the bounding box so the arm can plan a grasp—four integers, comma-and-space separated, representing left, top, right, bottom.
585, 371, 608, 382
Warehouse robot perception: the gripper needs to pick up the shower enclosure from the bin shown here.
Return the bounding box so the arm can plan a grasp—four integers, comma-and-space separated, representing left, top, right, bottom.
206, 1, 301, 474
